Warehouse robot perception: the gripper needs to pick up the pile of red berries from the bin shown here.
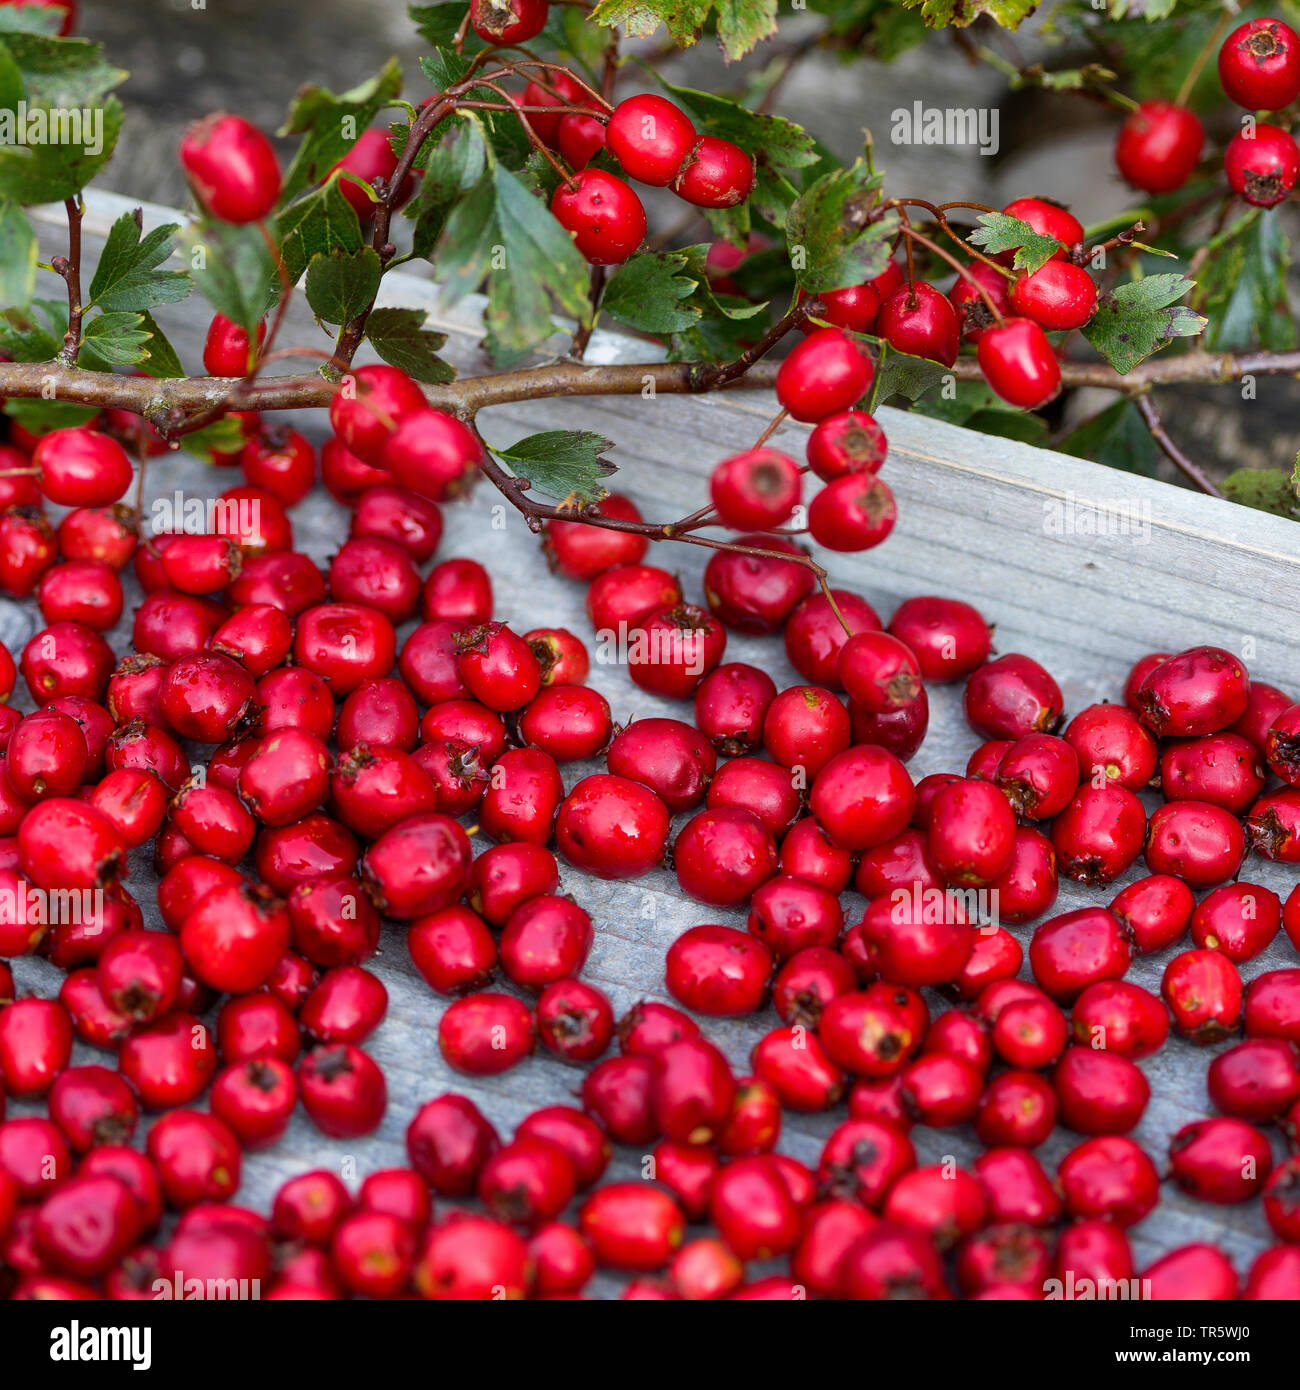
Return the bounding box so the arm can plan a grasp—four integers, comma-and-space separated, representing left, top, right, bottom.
1116, 14, 1300, 208
0, 332, 1297, 1299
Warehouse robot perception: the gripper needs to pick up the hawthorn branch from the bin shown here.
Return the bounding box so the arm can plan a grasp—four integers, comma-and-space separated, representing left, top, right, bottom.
1134, 393, 1224, 498
51, 196, 84, 367
0, 347, 1298, 438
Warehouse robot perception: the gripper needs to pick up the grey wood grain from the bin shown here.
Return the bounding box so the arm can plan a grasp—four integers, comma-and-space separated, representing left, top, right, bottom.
7, 193, 1299, 1297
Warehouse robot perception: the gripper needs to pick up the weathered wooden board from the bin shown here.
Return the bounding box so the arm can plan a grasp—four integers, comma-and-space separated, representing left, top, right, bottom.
8, 192, 1300, 1296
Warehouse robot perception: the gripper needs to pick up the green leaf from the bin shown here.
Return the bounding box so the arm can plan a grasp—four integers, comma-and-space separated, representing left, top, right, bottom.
3, 397, 97, 433
305, 246, 382, 327
416, 52, 529, 167
0, 32, 126, 107
0, 197, 36, 308
437, 162, 590, 361
1057, 398, 1159, 477
591, 0, 777, 61
603, 251, 703, 335
0, 6, 64, 34
279, 59, 404, 202
86, 210, 190, 314
869, 340, 949, 410
787, 159, 898, 293
176, 415, 248, 465
274, 178, 365, 286
78, 310, 151, 368
0, 94, 123, 204
1081, 273, 1205, 375
0, 295, 63, 359
491, 430, 616, 506
409, 4, 487, 52
0, 40, 23, 110
184, 220, 276, 336
652, 76, 818, 168
1193, 210, 1295, 353
405, 119, 487, 260
899, 0, 1037, 29
1221, 468, 1300, 520
365, 306, 455, 383
135, 312, 184, 378
967, 211, 1063, 275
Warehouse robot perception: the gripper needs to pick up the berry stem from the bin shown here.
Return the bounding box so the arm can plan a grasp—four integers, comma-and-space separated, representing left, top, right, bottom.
54, 196, 85, 368
900, 222, 1007, 326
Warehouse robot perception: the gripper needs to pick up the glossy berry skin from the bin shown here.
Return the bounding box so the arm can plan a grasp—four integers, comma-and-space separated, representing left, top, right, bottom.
32, 428, 133, 507
587, 562, 680, 633
837, 631, 921, 715
0, 998, 72, 1097
405, 1094, 500, 1197
551, 169, 647, 265
672, 136, 754, 207
1226, 123, 1300, 207
1115, 101, 1205, 193
332, 127, 413, 221
665, 924, 773, 1017
179, 112, 281, 223
1065, 702, 1157, 791
203, 312, 265, 375
876, 282, 960, 367
298, 1044, 386, 1138
1145, 800, 1245, 888
703, 535, 813, 635
1051, 784, 1146, 884
887, 595, 990, 684
1219, 18, 1300, 110
146, 1110, 241, 1208
606, 94, 696, 186
181, 881, 290, 994
851, 895, 973, 988
674, 806, 777, 907
1054, 1047, 1150, 1135
478, 1137, 577, 1229
1029, 907, 1132, 1002
469, 0, 547, 44
927, 777, 1016, 889
1190, 881, 1281, 963
1057, 1135, 1159, 1227
536, 979, 614, 1063
811, 744, 915, 852
710, 1158, 801, 1260
1009, 261, 1097, 331
439, 992, 534, 1075
709, 448, 801, 530
466, 842, 558, 927
519, 684, 610, 761
579, 1184, 685, 1271
1110, 874, 1195, 953
1162, 948, 1242, 1042
330, 364, 428, 468
977, 318, 1061, 409
1072, 980, 1169, 1059
555, 773, 669, 880
784, 589, 881, 689
996, 733, 1078, 819
775, 328, 875, 423
1137, 645, 1250, 736
1001, 196, 1083, 257
544, 494, 646, 580
606, 718, 715, 813
1169, 1117, 1273, 1204
1245, 968, 1300, 1043
805, 409, 888, 481
628, 604, 725, 697
964, 653, 1062, 740
295, 603, 397, 696
557, 112, 607, 171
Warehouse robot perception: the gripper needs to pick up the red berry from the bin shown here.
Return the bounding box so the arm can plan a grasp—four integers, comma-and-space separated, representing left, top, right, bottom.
479, 1137, 577, 1229
1169, 1117, 1273, 1203
674, 806, 777, 906
672, 136, 753, 207
964, 652, 1063, 739
808, 473, 897, 552
329, 365, 428, 468
332, 127, 414, 220
1009, 260, 1097, 330
438, 992, 534, 1075
298, 1043, 386, 1138
876, 282, 961, 366
180, 112, 281, 223
1030, 906, 1132, 1002
1057, 1135, 1159, 1227
1145, 799, 1245, 887
665, 924, 773, 1017
1219, 17, 1300, 109
1000, 196, 1083, 257
949, 263, 1011, 342
1162, 947, 1243, 1042
32, 428, 132, 507
536, 979, 613, 1062
551, 169, 646, 264
1137, 645, 1251, 736
203, 313, 265, 376
606, 94, 696, 186
146, 1109, 241, 1208
805, 409, 888, 481
1115, 101, 1205, 193
1071, 980, 1169, 1059
579, 1183, 685, 1270
469, 0, 548, 45
406, 1094, 500, 1197
977, 317, 1061, 409
709, 448, 801, 530
775, 327, 875, 423
927, 776, 1017, 885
